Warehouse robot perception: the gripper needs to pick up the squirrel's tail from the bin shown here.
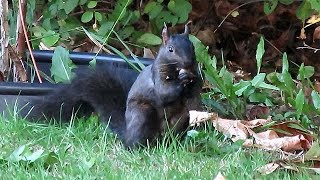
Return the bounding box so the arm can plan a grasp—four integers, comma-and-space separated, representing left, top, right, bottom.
24, 64, 138, 138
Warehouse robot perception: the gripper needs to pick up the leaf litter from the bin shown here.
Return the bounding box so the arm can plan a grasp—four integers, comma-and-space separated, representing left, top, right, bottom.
189, 110, 319, 174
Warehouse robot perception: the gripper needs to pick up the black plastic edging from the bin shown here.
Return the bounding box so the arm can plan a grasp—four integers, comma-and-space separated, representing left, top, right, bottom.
30, 50, 154, 66
0, 82, 57, 95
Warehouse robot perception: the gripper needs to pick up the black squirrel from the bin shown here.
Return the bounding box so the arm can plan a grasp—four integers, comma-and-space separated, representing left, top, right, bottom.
25, 23, 202, 148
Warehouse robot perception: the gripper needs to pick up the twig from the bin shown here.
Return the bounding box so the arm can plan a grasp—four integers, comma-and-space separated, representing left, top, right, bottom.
18, 0, 42, 83
0, 0, 10, 79
214, 0, 264, 34
296, 42, 320, 53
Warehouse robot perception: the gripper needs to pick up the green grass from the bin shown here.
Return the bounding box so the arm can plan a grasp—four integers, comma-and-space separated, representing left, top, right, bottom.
0, 115, 315, 179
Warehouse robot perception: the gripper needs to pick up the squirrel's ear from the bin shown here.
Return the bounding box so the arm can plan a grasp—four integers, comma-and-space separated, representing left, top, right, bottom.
183, 21, 192, 35
162, 22, 169, 45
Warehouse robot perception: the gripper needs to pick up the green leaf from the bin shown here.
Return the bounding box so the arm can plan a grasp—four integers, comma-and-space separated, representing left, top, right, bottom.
155, 11, 178, 29
295, 89, 305, 118
256, 36, 265, 74
87, 1, 97, 8
137, 33, 162, 45
82, 157, 96, 170
251, 73, 266, 87
287, 122, 310, 133
282, 52, 289, 73
279, 0, 294, 5
233, 80, 251, 96
26, 0, 36, 24
220, 67, 234, 88
168, 0, 192, 23
282, 71, 296, 94
144, 1, 163, 19
41, 30, 60, 47
187, 130, 199, 138
118, 26, 134, 39
297, 63, 314, 80
249, 93, 267, 103
44, 151, 59, 168
305, 142, 320, 161
309, 0, 320, 12
296, 0, 313, 21
89, 58, 96, 68
258, 82, 280, 91
79, 0, 88, 5
81, 11, 94, 23
94, 12, 103, 21
264, 0, 278, 15
50, 46, 77, 83
98, 21, 114, 36
311, 90, 320, 109
64, 0, 79, 14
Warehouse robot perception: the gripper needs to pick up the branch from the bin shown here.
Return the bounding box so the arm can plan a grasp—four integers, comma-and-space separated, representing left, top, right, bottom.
18, 0, 42, 83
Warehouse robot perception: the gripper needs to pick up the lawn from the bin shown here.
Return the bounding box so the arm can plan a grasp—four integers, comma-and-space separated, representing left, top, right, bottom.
0, 115, 314, 179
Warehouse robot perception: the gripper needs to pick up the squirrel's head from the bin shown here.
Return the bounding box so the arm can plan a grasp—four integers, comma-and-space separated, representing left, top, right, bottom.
157, 22, 196, 70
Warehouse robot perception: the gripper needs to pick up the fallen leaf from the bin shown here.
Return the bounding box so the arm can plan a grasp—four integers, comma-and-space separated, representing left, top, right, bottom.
244, 134, 310, 151
213, 118, 252, 141
213, 172, 226, 180
313, 26, 320, 42
307, 168, 320, 174
231, 11, 239, 17
307, 15, 320, 24
256, 162, 280, 175
253, 130, 279, 139
299, 28, 306, 40
143, 48, 155, 59
189, 111, 313, 152
241, 118, 271, 128
189, 110, 217, 126
246, 105, 270, 120
271, 122, 314, 142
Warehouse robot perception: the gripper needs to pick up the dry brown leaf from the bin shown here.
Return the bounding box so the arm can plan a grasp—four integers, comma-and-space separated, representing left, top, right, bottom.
189, 110, 217, 126
213, 172, 226, 180
278, 162, 299, 172
307, 15, 320, 24
189, 111, 313, 152
212, 118, 253, 141
240, 118, 271, 128
143, 48, 155, 59
271, 122, 313, 142
244, 134, 310, 151
299, 28, 306, 39
256, 162, 280, 175
246, 105, 270, 120
313, 26, 320, 42
314, 80, 320, 93
253, 130, 279, 139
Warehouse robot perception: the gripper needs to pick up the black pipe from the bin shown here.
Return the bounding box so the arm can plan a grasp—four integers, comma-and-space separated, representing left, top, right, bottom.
0, 50, 150, 96
0, 82, 57, 95
30, 50, 154, 66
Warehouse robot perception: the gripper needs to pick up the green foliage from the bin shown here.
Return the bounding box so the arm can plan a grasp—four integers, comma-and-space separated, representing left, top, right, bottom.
50, 46, 77, 83
256, 36, 265, 74
263, 0, 320, 22
0, 116, 312, 179
192, 34, 320, 128
137, 33, 162, 45
144, 0, 192, 30
25, 0, 191, 50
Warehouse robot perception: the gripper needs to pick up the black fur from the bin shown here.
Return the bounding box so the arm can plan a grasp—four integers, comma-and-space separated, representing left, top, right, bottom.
26, 29, 202, 148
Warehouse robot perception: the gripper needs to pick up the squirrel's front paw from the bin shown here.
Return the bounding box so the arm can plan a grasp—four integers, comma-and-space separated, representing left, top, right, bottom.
178, 69, 195, 85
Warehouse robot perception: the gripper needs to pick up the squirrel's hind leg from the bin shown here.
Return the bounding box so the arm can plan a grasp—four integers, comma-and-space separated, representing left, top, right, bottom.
124, 100, 161, 148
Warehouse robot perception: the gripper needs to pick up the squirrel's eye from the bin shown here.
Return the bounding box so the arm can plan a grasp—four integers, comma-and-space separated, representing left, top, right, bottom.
168, 46, 174, 52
